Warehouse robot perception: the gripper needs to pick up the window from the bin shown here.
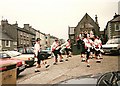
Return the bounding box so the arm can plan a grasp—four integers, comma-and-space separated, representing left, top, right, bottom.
27, 34, 29, 38
5, 40, 10, 47
24, 40, 26, 44
27, 41, 29, 44
21, 40, 23, 44
115, 23, 120, 31
13, 42, 17, 45
20, 32, 22, 35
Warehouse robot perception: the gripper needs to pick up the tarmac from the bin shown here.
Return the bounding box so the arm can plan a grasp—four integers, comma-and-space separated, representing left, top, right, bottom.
17, 54, 119, 84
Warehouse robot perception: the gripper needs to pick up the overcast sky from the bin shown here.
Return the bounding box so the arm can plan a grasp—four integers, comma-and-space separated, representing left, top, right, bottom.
0, 0, 119, 40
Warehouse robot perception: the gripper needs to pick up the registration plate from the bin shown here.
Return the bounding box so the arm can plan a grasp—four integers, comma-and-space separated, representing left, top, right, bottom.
105, 49, 110, 52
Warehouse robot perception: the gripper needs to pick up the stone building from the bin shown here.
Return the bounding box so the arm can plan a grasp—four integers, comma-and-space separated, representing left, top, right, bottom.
36, 30, 47, 49
69, 13, 100, 44
0, 19, 60, 50
17, 24, 36, 48
0, 26, 13, 51
104, 13, 120, 40
0, 20, 36, 50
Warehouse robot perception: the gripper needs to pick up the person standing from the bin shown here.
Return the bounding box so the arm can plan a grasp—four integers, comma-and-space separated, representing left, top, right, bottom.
34, 38, 41, 72
34, 38, 49, 72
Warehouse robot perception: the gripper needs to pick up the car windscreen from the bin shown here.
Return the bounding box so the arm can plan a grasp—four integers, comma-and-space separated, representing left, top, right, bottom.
107, 38, 120, 44
18, 48, 25, 53
26, 48, 34, 54
5, 51, 21, 57
18, 47, 34, 54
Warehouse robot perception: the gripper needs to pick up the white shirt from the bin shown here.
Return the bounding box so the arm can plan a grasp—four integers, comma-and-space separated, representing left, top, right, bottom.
34, 42, 41, 56
62, 41, 71, 49
51, 41, 59, 51
83, 38, 91, 48
94, 38, 102, 49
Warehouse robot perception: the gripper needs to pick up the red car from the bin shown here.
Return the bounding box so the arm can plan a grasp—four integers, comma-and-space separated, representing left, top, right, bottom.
0, 52, 26, 76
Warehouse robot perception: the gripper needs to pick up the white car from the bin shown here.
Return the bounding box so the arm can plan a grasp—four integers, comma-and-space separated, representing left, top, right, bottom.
4, 51, 35, 67
102, 38, 120, 54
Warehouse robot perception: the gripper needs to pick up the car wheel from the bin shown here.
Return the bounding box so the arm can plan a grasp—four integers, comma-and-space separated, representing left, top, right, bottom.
97, 71, 120, 86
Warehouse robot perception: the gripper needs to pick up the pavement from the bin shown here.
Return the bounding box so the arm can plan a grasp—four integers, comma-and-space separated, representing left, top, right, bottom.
17, 54, 119, 84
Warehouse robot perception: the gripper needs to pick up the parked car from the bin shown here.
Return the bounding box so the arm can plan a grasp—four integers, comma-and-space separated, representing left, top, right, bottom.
18, 47, 52, 59
102, 38, 120, 54
41, 47, 52, 59
18, 47, 34, 54
0, 52, 26, 76
4, 51, 35, 67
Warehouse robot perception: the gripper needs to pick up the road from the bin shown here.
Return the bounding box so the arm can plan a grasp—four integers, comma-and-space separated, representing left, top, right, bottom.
17, 54, 119, 84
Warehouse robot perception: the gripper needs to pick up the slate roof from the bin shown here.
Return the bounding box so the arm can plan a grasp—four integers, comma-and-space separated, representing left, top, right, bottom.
111, 15, 120, 22
17, 27, 35, 35
0, 28, 13, 40
76, 13, 98, 28
80, 23, 94, 28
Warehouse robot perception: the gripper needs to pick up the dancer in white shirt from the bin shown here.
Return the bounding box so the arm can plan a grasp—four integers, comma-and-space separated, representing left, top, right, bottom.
83, 34, 91, 67
34, 38, 49, 72
51, 39, 63, 65
62, 39, 72, 58
94, 36, 102, 63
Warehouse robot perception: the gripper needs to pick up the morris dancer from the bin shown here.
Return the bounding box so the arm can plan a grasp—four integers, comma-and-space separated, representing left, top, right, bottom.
62, 39, 72, 61
94, 36, 102, 63
51, 39, 64, 65
83, 34, 91, 67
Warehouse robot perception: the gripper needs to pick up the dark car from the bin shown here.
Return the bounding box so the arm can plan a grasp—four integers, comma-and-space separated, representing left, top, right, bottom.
0, 52, 26, 76
40, 47, 52, 59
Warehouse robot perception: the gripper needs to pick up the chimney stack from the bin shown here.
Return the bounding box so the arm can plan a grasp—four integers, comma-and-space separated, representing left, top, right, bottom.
24, 24, 29, 30
95, 15, 99, 26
